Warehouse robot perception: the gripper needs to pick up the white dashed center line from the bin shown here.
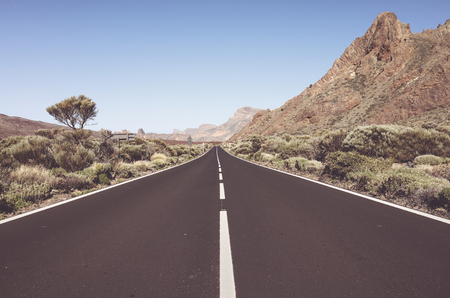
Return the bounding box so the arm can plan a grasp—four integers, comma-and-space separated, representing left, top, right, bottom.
216, 147, 236, 298
219, 183, 226, 200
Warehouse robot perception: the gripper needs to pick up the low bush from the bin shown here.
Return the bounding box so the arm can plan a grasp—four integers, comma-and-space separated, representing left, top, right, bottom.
113, 162, 137, 179
435, 187, 450, 211
8, 136, 54, 168
50, 173, 93, 193
172, 145, 190, 156
98, 174, 110, 185
429, 164, 450, 181
411, 186, 440, 209
150, 139, 176, 156
120, 145, 145, 162
315, 129, 348, 161
376, 167, 450, 201
1, 182, 51, 210
413, 155, 447, 166
343, 125, 450, 162
233, 142, 253, 155
322, 151, 391, 181
54, 145, 95, 172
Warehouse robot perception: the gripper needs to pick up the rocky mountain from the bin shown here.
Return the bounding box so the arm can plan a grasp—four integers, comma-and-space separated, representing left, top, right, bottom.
0, 114, 67, 139
232, 12, 450, 140
145, 107, 262, 142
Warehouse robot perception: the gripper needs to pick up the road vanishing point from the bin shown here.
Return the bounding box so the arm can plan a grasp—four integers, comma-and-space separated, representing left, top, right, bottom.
1, 147, 450, 297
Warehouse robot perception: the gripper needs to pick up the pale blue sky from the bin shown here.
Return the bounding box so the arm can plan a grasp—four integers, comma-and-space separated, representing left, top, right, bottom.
1, 0, 449, 133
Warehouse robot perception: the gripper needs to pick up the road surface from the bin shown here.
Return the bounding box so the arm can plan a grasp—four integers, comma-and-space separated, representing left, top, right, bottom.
1, 147, 450, 297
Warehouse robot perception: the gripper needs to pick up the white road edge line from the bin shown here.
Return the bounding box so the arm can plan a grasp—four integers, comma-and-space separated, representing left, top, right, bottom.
220, 148, 450, 225
220, 210, 237, 298
0, 148, 214, 225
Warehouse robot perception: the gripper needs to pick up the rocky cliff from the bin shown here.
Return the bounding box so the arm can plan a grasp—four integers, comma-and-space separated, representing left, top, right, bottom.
232, 12, 450, 140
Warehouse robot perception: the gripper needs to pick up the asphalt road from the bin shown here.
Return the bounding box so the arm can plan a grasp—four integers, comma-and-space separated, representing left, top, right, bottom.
1, 147, 450, 297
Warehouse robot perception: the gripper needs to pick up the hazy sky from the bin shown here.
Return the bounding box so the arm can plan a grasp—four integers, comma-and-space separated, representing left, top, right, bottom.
1, 0, 449, 133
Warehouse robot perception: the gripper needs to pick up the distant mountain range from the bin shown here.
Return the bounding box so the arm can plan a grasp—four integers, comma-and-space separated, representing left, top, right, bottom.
142, 107, 262, 142
233, 12, 450, 139
1, 107, 262, 142
0, 114, 67, 139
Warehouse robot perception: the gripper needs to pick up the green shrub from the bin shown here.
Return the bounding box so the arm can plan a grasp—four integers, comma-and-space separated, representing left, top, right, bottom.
92, 163, 113, 177
376, 167, 450, 201
411, 187, 440, 209
35, 128, 62, 139
233, 142, 253, 155
8, 136, 54, 168
437, 187, 450, 211
96, 140, 116, 163
413, 155, 447, 166
1, 182, 51, 210
113, 162, 137, 179
247, 135, 263, 153
54, 145, 95, 172
322, 151, 391, 181
315, 129, 348, 160
98, 174, 110, 185
59, 129, 94, 148
150, 139, 176, 156
343, 125, 450, 162
120, 145, 145, 162
51, 167, 67, 177
172, 145, 190, 156
50, 173, 92, 193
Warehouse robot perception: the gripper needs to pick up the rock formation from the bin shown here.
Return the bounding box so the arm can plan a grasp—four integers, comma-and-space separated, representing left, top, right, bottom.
232, 12, 450, 140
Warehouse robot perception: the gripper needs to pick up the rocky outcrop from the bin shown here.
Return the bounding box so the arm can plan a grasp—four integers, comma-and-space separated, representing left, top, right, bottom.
232, 12, 450, 140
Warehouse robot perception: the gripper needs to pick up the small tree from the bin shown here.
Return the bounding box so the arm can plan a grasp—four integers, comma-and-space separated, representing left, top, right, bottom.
46, 95, 97, 130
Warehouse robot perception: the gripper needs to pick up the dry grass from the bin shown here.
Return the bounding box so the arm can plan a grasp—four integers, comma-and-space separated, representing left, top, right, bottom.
151, 153, 167, 162
9, 165, 52, 184
133, 160, 154, 172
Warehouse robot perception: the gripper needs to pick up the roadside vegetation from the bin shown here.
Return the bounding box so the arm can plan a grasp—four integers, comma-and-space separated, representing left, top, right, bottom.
0, 129, 210, 218
223, 124, 450, 219
0, 96, 212, 219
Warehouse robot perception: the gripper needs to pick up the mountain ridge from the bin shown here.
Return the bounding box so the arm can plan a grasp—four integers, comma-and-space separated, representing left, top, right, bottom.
232, 12, 450, 140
